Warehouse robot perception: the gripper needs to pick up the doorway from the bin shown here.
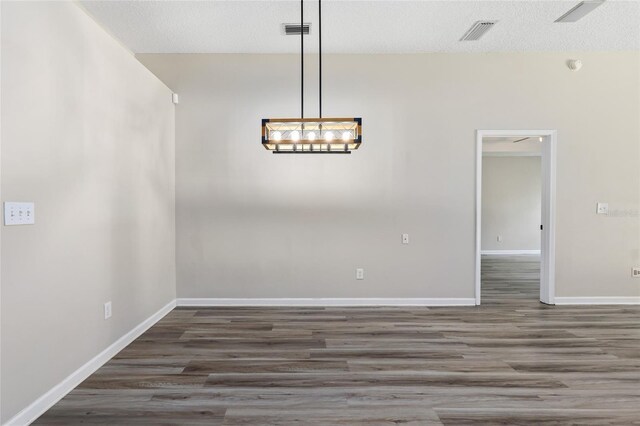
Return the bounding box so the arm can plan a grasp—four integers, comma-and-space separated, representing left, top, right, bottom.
475, 130, 557, 305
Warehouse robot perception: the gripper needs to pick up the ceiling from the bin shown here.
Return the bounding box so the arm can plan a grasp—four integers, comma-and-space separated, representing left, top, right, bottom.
484, 136, 543, 143
79, 1, 640, 54
483, 136, 543, 154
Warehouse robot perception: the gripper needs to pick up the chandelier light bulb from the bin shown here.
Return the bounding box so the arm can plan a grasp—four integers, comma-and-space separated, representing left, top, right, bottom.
342, 131, 351, 141
273, 131, 282, 141
291, 130, 300, 141
325, 131, 334, 142
307, 132, 316, 141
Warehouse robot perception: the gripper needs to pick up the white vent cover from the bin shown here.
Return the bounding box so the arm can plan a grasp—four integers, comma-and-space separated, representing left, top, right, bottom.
460, 21, 497, 41
555, 1, 605, 23
283, 23, 311, 35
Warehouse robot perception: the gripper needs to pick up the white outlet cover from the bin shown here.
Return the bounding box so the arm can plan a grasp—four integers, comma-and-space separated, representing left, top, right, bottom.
633, 268, 640, 278
402, 234, 409, 244
356, 268, 364, 280
4, 202, 35, 225
104, 302, 112, 319
596, 202, 609, 215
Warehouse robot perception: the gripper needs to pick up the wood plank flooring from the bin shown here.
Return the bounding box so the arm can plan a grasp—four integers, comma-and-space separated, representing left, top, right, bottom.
35, 256, 640, 425
481, 254, 541, 305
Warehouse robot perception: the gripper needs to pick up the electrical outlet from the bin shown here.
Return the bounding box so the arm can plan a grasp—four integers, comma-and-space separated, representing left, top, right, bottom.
596, 202, 609, 215
356, 268, 364, 280
104, 301, 112, 319
497, 235, 503, 243
402, 234, 409, 244
633, 267, 640, 278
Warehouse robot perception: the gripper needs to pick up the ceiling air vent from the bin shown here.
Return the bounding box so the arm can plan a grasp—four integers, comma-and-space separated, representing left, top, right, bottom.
555, 1, 605, 23
283, 23, 311, 35
460, 20, 497, 41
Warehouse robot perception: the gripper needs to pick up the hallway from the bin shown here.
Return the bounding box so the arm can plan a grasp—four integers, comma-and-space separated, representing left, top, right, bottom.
481, 255, 540, 305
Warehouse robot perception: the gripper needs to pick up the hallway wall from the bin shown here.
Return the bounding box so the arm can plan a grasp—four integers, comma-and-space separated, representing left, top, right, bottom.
482, 156, 541, 252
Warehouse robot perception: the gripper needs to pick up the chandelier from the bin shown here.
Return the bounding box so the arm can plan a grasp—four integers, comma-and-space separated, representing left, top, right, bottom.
261, 0, 362, 154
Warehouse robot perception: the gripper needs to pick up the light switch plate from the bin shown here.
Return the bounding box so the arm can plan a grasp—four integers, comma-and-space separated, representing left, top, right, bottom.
402, 234, 409, 244
4, 202, 35, 225
596, 202, 609, 215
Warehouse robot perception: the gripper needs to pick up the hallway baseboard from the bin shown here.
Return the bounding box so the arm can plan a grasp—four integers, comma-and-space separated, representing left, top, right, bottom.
481, 250, 541, 255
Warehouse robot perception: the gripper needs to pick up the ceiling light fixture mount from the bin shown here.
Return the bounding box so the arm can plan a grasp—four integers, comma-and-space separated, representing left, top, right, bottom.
262, 0, 362, 154
282, 23, 311, 36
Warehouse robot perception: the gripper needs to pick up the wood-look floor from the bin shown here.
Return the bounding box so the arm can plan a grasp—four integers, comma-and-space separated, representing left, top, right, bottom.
35, 256, 640, 425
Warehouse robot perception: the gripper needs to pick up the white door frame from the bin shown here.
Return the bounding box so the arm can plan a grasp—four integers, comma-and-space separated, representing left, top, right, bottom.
475, 130, 557, 305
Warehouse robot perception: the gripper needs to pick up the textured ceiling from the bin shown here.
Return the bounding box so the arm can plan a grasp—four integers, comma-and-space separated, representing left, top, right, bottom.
79, 0, 640, 53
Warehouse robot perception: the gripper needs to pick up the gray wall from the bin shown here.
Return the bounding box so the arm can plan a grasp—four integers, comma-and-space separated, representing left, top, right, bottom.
481, 156, 541, 252
1, 2, 176, 421
138, 52, 639, 300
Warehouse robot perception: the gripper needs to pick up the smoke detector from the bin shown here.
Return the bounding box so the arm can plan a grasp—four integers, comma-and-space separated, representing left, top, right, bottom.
567, 59, 583, 71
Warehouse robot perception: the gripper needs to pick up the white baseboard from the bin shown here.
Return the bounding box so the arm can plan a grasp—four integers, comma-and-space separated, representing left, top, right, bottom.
554, 297, 640, 305
481, 250, 541, 255
483, 152, 542, 157
176, 298, 476, 307
4, 299, 177, 426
